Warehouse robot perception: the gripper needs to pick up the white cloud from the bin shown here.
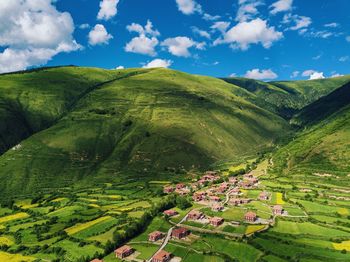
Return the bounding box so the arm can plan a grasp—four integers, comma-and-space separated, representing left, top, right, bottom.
229, 73, 237, 77
312, 54, 322, 60
270, 0, 293, 15
126, 20, 160, 37
175, 0, 202, 15
290, 71, 299, 78
88, 24, 113, 46
236, 0, 264, 22
191, 27, 211, 39
0, 0, 81, 73
161, 36, 204, 57
125, 20, 160, 56
143, 58, 173, 68
116, 65, 124, 69
346, 36, 350, 42
97, 0, 119, 20
330, 73, 343, 78
302, 70, 325, 80
309, 30, 334, 39
211, 21, 230, 33
283, 14, 312, 31
125, 35, 159, 56
324, 22, 339, 28
214, 18, 283, 50
339, 56, 349, 62
245, 69, 278, 80
79, 24, 90, 29
203, 13, 220, 21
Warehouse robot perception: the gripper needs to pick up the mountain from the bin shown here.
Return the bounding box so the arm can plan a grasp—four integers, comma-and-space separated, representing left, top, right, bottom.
222, 76, 350, 118
292, 81, 350, 126
0, 67, 290, 198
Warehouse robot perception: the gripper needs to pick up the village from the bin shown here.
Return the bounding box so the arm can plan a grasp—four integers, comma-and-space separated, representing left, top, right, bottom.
106, 168, 289, 262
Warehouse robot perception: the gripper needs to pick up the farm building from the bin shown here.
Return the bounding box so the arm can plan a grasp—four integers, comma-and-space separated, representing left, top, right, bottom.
175, 188, 190, 195
152, 250, 172, 262
210, 196, 221, 202
149, 231, 165, 242
245, 211, 257, 222
193, 192, 206, 201
210, 217, 224, 226
259, 191, 269, 201
229, 177, 238, 184
172, 227, 190, 239
163, 209, 178, 217
163, 185, 175, 194
211, 203, 224, 212
273, 205, 283, 215
176, 183, 186, 189
115, 245, 134, 259
188, 210, 204, 220
230, 187, 241, 195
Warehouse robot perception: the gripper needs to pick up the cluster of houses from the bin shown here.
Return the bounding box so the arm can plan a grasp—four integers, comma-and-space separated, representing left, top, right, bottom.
187, 209, 225, 227
113, 244, 172, 262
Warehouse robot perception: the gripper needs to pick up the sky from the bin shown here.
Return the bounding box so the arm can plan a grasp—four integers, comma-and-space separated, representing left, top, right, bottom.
0, 0, 349, 80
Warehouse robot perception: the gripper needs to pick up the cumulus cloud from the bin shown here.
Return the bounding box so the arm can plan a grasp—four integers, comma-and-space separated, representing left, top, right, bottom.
330, 73, 344, 78
210, 21, 231, 33
175, 0, 202, 15
283, 14, 312, 31
116, 65, 124, 69
346, 36, 350, 42
97, 0, 119, 20
302, 70, 325, 80
236, 0, 264, 22
214, 18, 283, 50
125, 20, 159, 56
161, 36, 205, 57
270, 0, 293, 15
88, 24, 113, 45
191, 27, 211, 39
143, 58, 173, 68
244, 69, 278, 80
0, 0, 81, 73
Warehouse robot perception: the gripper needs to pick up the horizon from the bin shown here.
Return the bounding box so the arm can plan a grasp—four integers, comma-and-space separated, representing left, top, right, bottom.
0, 0, 349, 80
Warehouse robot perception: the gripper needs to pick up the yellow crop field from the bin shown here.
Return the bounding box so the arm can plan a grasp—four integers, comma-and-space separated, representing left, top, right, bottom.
51, 197, 68, 202
333, 240, 350, 251
275, 192, 285, 205
245, 225, 266, 235
88, 204, 100, 208
0, 236, 14, 246
337, 208, 349, 216
0, 251, 35, 261
65, 216, 111, 235
0, 212, 29, 224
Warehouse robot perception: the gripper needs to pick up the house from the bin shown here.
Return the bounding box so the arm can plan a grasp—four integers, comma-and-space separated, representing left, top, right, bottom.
218, 182, 229, 193
229, 177, 238, 184
210, 216, 224, 227
90, 259, 103, 262
193, 192, 206, 201
152, 250, 172, 262
188, 210, 204, 220
148, 231, 165, 242
211, 203, 224, 212
163, 209, 178, 217
273, 205, 283, 215
229, 198, 242, 206
230, 187, 241, 195
205, 171, 218, 176
244, 173, 253, 179
176, 183, 186, 190
240, 198, 251, 204
175, 188, 190, 196
115, 245, 133, 259
210, 196, 221, 202
172, 227, 190, 239
163, 185, 175, 194
259, 191, 269, 201
245, 211, 257, 222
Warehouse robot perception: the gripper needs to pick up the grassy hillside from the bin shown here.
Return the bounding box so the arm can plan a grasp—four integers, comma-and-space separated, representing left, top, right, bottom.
0, 67, 290, 198
222, 76, 350, 118
0, 66, 134, 154
292, 81, 350, 126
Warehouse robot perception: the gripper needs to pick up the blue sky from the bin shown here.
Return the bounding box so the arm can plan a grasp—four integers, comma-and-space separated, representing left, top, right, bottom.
0, 0, 349, 80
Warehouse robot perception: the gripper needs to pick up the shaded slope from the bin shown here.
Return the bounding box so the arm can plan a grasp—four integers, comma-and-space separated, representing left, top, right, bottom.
0, 68, 291, 197
222, 76, 350, 118
292, 81, 350, 126
0, 66, 143, 154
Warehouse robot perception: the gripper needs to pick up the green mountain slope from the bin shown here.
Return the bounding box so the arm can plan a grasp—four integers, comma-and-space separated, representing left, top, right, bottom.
0, 67, 290, 197
292, 81, 350, 126
222, 76, 350, 118
0, 66, 138, 154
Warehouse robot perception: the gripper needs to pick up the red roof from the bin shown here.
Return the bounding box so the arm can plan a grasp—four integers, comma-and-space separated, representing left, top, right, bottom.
245, 211, 257, 218
172, 227, 189, 235
210, 216, 224, 223
153, 250, 171, 261
115, 245, 132, 254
